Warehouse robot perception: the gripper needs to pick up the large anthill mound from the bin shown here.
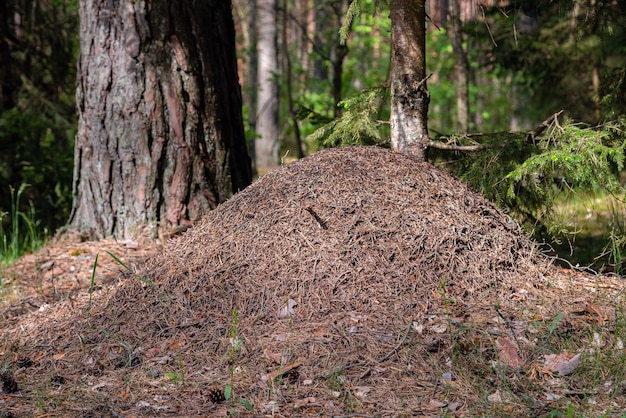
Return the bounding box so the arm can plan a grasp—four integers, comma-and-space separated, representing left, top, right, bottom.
4, 146, 567, 416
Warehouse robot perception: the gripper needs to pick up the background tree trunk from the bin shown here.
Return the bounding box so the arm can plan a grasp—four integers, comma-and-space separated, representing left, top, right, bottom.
282, 0, 305, 158
255, 0, 280, 169
448, 0, 470, 132
70, 0, 252, 239
390, 0, 430, 160
242, 0, 259, 175
330, 0, 349, 117
0, 0, 16, 109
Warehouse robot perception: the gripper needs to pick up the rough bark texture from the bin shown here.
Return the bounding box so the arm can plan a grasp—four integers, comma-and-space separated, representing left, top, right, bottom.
71, 0, 252, 239
390, 0, 430, 161
255, 0, 279, 169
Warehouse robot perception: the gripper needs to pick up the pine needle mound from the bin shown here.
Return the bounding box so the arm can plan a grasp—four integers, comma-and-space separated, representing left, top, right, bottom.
83, 146, 553, 414
5, 146, 626, 416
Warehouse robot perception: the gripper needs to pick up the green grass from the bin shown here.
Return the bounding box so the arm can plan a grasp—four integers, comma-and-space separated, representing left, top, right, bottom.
0, 184, 48, 302
0, 184, 47, 265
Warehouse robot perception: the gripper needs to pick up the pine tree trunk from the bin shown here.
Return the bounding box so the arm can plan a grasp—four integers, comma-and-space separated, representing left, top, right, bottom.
70, 0, 252, 239
390, 0, 430, 160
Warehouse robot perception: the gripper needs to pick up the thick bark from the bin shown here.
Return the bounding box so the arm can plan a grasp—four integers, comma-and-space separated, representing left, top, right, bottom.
71, 0, 252, 239
256, 0, 280, 169
390, 0, 430, 160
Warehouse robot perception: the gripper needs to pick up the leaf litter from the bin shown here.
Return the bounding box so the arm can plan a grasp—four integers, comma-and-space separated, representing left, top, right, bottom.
1, 146, 625, 416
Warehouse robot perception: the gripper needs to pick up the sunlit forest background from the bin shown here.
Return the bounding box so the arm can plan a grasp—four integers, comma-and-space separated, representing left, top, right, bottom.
1, 0, 626, 270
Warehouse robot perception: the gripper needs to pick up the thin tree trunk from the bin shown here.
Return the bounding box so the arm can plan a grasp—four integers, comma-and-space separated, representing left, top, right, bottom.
312, 0, 329, 80
71, 0, 251, 239
390, 0, 430, 160
430, 0, 448, 27
0, 0, 14, 108
256, 0, 280, 169
282, 0, 305, 158
330, 0, 348, 117
448, 0, 470, 132
246, 0, 259, 174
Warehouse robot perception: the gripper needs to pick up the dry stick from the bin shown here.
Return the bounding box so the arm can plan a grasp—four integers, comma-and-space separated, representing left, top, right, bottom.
613, 284, 626, 300
427, 140, 502, 151
377, 318, 413, 363
262, 360, 302, 382
304, 205, 328, 229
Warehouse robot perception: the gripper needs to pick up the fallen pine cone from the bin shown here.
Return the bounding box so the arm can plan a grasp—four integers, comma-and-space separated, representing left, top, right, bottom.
207, 387, 226, 403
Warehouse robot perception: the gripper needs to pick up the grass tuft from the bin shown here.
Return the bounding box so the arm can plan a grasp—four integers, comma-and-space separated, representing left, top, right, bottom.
0, 184, 47, 264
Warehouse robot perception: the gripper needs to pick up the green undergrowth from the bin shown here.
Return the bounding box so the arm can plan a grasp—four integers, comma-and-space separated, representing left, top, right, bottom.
0, 184, 48, 304
546, 189, 626, 272
0, 184, 47, 265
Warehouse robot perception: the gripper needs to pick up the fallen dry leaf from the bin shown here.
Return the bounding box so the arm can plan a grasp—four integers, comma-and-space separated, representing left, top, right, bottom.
587, 304, 617, 326
292, 397, 316, 409
544, 351, 581, 376
277, 298, 297, 319
353, 386, 370, 399
429, 399, 447, 408
496, 337, 523, 369
263, 348, 289, 365
487, 390, 502, 403
430, 324, 447, 334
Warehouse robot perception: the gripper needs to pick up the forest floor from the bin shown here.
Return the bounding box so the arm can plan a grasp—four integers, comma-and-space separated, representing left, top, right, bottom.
1, 146, 626, 417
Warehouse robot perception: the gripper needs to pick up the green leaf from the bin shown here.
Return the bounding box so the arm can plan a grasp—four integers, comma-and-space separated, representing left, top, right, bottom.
237, 398, 254, 411
548, 313, 565, 337
106, 251, 130, 271
233, 339, 244, 351
224, 384, 232, 400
